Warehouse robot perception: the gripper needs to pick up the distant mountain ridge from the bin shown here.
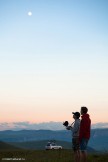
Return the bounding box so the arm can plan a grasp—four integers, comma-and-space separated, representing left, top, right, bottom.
0, 128, 108, 151
0, 130, 70, 142
0, 121, 108, 131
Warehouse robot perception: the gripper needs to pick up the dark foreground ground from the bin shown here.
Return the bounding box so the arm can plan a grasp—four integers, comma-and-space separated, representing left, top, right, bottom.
0, 149, 108, 162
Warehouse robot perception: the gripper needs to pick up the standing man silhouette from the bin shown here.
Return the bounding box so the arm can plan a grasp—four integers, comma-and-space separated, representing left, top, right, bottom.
79, 106, 91, 162
63, 112, 80, 162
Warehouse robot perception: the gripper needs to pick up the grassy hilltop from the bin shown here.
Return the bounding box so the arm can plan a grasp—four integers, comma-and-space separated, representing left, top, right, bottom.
0, 140, 108, 162
0, 149, 108, 162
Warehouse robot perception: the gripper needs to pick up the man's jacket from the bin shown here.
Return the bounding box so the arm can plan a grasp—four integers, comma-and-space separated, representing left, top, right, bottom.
67, 119, 80, 138
79, 113, 91, 141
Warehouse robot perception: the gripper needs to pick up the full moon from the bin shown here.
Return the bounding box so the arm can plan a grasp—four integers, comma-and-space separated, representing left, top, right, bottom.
28, 11, 32, 16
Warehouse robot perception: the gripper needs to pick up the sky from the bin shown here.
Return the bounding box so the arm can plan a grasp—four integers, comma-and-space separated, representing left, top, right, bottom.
0, 0, 108, 126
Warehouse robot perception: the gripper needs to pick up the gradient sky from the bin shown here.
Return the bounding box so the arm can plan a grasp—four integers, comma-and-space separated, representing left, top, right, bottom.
0, 0, 108, 124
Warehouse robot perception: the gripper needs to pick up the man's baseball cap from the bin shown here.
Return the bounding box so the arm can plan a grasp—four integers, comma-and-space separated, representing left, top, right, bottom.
72, 112, 80, 118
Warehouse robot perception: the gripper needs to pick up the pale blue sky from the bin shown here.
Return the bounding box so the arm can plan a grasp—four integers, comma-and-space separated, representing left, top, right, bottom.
0, 0, 108, 124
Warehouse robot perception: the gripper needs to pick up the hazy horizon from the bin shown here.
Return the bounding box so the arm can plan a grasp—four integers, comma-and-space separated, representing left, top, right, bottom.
0, 0, 108, 124
0, 121, 108, 131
